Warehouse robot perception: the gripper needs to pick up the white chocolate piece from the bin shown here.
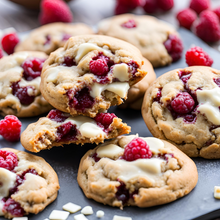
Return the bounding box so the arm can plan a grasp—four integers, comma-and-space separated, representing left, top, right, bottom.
14, 52, 29, 64
96, 210, 104, 218
214, 186, 220, 199
74, 214, 88, 220
81, 206, 93, 215
112, 63, 129, 81
12, 217, 28, 220
0, 200, 4, 216
49, 210, 70, 220
113, 215, 132, 220
97, 144, 124, 159
62, 202, 81, 213
142, 137, 164, 154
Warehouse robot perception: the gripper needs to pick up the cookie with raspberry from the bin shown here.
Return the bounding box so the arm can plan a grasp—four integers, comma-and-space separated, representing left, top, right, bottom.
21, 109, 131, 152
0, 148, 59, 219
0, 51, 52, 117
40, 35, 147, 117
98, 14, 183, 68
15, 22, 94, 55
142, 66, 220, 159
77, 135, 198, 208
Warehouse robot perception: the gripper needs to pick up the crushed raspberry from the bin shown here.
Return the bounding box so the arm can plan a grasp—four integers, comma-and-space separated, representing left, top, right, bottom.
194, 10, 220, 43
56, 122, 78, 142
121, 19, 137, 28
91, 153, 101, 162
189, 0, 210, 14
48, 109, 69, 123
164, 34, 183, 62
62, 33, 71, 41
94, 113, 116, 130
0, 116, 21, 142
3, 198, 25, 217
157, 0, 174, 11
0, 150, 18, 170
90, 58, 109, 76
171, 92, 195, 114
115, 0, 141, 15
143, 0, 158, 13
0, 48, 4, 59
123, 138, 152, 161
185, 46, 213, 67
1, 33, 19, 55
62, 56, 76, 67
183, 114, 197, 123
11, 82, 35, 105
44, 35, 51, 45
21, 57, 45, 81
176, 8, 197, 30
153, 89, 162, 103
127, 60, 139, 76
214, 78, 220, 87
179, 70, 192, 84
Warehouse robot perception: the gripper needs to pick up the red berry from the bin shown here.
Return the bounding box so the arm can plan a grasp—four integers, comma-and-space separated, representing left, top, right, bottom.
171, 92, 195, 114
0, 115, 22, 142
185, 46, 213, 67
3, 198, 24, 217
143, 0, 158, 14
123, 138, 152, 161
189, 0, 210, 14
48, 109, 69, 123
213, 7, 220, 21
194, 10, 220, 43
94, 113, 116, 129
115, 0, 141, 15
0, 150, 18, 171
39, 0, 73, 25
121, 19, 137, 28
90, 58, 109, 76
164, 34, 183, 62
176, 8, 197, 30
1, 33, 19, 55
157, 0, 174, 11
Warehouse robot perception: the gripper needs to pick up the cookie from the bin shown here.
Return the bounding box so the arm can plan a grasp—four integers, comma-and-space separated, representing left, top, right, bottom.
98, 14, 183, 68
77, 135, 198, 208
40, 35, 147, 117
119, 58, 156, 109
15, 22, 94, 55
21, 109, 131, 152
0, 148, 59, 219
142, 66, 220, 159
0, 51, 52, 117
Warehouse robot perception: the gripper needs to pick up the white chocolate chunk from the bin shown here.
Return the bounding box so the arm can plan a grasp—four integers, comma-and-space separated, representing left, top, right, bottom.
0, 200, 4, 216
81, 206, 93, 215
97, 144, 124, 159
113, 215, 132, 220
12, 217, 28, 220
214, 186, 220, 199
112, 63, 129, 81
74, 214, 88, 220
14, 52, 29, 64
49, 210, 69, 220
27, 87, 35, 96
96, 210, 104, 218
62, 202, 81, 213
142, 137, 164, 154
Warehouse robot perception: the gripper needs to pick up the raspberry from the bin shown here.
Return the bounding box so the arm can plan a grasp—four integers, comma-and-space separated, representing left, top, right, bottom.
1, 33, 19, 55
214, 78, 220, 87
0, 115, 21, 142
123, 138, 152, 161
115, 0, 141, 15
0, 48, 4, 59
176, 8, 197, 30
90, 58, 109, 76
213, 7, 220, 21
62, 56, 76, 67
0, 150, 18, 171
44, 35, 51, 45
185, 46, 213, 67
94, 113, 116, 130
157, 0, 174, 11
56, 122, 77, 142
21, 58, 45, 81
143, 0, 158, 14
48, 109, 68, 123
62, 33, 71, 41
179, 70, 192, 84
127, 60, 139, 75
171, 92, 195, 114
164, 34, 183, 62
121, 19, 137, 28
3, 198, 25, 217
39, 0, 73, 25
194, 10, 220, 43
189, 0, 210, 14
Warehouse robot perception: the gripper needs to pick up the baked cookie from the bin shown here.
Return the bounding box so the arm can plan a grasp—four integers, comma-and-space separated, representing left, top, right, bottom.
21, 109, 131, 152
0, 148, 59, 219
142, 66, 220, 159
40, 35, 147, 117
119, 58, 156, 109
98, 14, 183, 68
15, 22, 94, 55
77, 135, 198, 208
0, 51, 52, 117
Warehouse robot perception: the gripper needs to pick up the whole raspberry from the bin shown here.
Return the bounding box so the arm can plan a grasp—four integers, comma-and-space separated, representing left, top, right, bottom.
176, 8, 197, 30
39, 0, 73, 25
0, 115, 22, 142
185, 46, 213, 67
157, 0, 174, 11
0, 150, 18, 171
123, 138, 152, 161
164, 34, 183, 62
121, 19, 137, 28
189, 0, 210, 14
115, 0, 141, 15
1, 33, 19, 55
171, 92, 195, 114
213, 7, 220, 21
194, 10, 220, 43
94, 113, 116, 129
143, 0, 158, 14
90, 58, 109, 76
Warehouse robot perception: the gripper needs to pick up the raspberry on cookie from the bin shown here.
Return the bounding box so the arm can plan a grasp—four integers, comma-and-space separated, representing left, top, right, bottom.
0, 148, 59, 219
77, 135, 198, 208
40, 35, 147, 117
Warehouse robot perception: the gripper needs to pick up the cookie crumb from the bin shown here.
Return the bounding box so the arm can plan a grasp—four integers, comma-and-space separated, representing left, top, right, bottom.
214, 186, 220, 199
12, 217, 28, 220
63, 202, 81, 213
96, 210, 104, 218
113, 216, 132, 220
81, 206, 93, 215
74, 213, 88, 220
49, 210, 69, 220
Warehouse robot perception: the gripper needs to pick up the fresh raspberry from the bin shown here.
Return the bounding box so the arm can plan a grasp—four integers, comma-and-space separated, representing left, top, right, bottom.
123, 138, 152, 161
39, 0, 73, 25
121, 19, 137, 28
115, 0, 141, 15
164, 34, 183, 62
185, 46, 213, 67
213, 7, 220, 21
194, 10, 220, 43
48, 109, 68, 123
21, 58, 45, 81
176, 8, 197, 30
0, 48, 4, 59
0, 115, 21, 142
171, 92, 195, 114
94, 113, 116, 130
1, 33, 19, 55
189, 0, 210, 14
90, 58, 109, 76
157, 0, 174, 11
143, 0, 158, 14
3, 198, 25, 217
0, 150, 18, 171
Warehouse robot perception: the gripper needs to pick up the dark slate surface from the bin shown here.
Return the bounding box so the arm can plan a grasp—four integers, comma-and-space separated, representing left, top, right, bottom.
1, 28, 220, 220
